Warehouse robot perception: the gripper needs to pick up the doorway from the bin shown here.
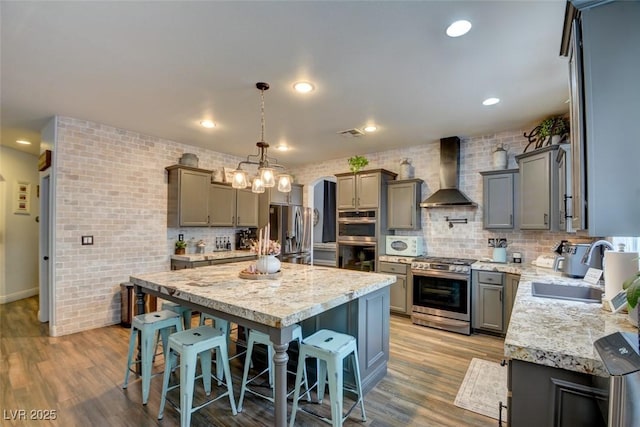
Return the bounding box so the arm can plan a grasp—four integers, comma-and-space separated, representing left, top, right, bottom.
38, 175, 50, 323
310, 177, 337, 266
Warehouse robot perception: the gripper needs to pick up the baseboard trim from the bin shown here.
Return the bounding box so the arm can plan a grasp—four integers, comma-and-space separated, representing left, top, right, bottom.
0, 287, 38, 304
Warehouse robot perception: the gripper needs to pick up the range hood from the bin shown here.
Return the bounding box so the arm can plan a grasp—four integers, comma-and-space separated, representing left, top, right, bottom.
420, 136, 477, 208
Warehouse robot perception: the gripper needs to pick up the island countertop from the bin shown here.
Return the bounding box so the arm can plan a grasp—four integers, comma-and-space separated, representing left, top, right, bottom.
171, 250, 255, 262
130, 261, 395, 328
472, 261, 636, 377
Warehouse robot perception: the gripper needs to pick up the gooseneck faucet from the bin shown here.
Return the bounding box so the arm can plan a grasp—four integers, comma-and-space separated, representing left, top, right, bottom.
581, 240, 615, 265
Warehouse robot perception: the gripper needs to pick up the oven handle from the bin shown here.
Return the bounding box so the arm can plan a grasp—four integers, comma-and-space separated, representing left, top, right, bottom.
411, 269, 469, 281
337, 219, 377, 224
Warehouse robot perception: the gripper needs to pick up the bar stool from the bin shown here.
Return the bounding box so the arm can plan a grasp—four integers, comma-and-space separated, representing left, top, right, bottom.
162, 301, 193, 329
122, 310, 183, 405
289, 329, 366, 427
238, 324, 310, 412
158, 325, 237, 427
199, 312, 231, 383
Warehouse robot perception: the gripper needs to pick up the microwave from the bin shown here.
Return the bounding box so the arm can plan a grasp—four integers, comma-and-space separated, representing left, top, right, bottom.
385, 236, 424, 257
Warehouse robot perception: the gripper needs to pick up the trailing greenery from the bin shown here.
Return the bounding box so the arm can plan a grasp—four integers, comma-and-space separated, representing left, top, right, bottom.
348, 155, 369, 172
623, 271, 640, 309
538, 116, 570, 138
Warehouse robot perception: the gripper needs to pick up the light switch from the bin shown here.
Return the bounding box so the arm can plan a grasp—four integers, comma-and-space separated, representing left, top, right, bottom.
81, 235, 94, 245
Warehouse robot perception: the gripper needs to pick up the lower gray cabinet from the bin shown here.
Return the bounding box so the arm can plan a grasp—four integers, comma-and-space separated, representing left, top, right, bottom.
378, 261, 411, 315
472, 270, 504, 333
504, 273, 520, 329
509, 359, 608, 427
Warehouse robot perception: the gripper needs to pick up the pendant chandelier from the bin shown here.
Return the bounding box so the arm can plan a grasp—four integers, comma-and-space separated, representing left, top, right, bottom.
232, 82, 292, 194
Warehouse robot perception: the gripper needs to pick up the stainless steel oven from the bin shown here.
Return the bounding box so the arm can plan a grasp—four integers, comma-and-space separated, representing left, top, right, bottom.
337, 210, 376, 243
411, 257, 475, 335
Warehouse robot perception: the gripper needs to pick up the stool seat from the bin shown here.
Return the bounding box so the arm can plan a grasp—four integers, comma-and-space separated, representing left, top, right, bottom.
158, 325, 237, 427
238, 325, 310, 412
162, 301, 193, 329
290, 329, 366, 427
123, 310, 183, 405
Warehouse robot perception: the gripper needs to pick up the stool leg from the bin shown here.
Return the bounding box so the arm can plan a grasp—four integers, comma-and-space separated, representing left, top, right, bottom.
180, 350, 198, 427
122, 327, 138, 389
141, 327, 156, 405
200, 349, 212, 396
317, 359, 327, 404
352, 349, 366, 421
218, 342, 238, 415
238, 332, 256, 412
183, 311, 192, 330
288, 351, 307, 427
157, 347, 174, 420
326, 357, 343, 427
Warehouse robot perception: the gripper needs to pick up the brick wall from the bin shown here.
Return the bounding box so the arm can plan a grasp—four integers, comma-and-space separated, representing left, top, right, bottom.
291, 130, 589, 265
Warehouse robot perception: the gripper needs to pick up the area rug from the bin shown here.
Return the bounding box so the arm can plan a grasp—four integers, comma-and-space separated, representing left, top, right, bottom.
454, 358, 507, 420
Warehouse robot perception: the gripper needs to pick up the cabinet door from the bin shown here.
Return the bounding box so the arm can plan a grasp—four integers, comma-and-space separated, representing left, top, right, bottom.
236, 188, 259, 227
388, 182, 419, 229
337, 175, 357, 209
179, 169, 210, 226
209, 184, 235, 226
504, 274, 520, 330
289, 184, 303, 206
483, 173, 514, 229
389, 275, 407, 313
268, 188, 289, 205
357, 173, 380, 208
475, 283, 503, 332
519, 152, 550, 229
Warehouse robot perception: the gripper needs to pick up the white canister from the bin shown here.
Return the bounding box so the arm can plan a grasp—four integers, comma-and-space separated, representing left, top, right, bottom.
399, 158, 413, 180
493, 247, 507, 263
492, 146, 508, 169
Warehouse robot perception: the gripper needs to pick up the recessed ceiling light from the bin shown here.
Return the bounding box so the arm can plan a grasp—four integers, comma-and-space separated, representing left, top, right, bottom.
200, 120, 216, 128
363, 125, 378, 133
293, 81, 315, 93
446, 20, 472, 37
275, 144, 289, 152
16, 139, 32, 145
482, 97, 500, 106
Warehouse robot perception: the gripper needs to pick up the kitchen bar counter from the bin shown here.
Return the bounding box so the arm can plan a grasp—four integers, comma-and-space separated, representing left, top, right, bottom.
472, 261, 636, 377
171, 250, 255, 262
130, 261, 395, 427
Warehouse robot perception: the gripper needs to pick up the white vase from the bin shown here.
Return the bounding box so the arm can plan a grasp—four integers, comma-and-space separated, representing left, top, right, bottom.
256, 255, 281, 274
399, 158, 413, 180
493, 148, 508, 169
628, 304, 639, 327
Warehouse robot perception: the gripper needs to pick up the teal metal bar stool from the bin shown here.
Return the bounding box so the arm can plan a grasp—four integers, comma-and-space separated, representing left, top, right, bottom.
237, 324, 310, 412
157, 325, 237, 427
289, 329, 366, 427
162, 301, 193, 329
122, 310, 183, 405
199, 312, 231, 383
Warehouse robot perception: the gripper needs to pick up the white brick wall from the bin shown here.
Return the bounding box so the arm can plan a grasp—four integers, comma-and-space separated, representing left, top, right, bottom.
291, 130, 589, 265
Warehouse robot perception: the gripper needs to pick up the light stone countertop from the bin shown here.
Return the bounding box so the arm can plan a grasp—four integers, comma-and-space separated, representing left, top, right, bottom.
171, 250, 255, 262
130, 261, 395, 328
378, 255, 416, 264
472, 261, 636, 377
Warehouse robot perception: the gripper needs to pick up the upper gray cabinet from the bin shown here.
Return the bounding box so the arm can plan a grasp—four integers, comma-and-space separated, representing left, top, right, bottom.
167, 165, 211, 227
563, 1, 640, 236
210, 183, 259, 227
262, 183, 303, 206
387, 179, 423, 230
336, 169, 396, 210
480, 169, 518, 230
516, 146, 561, 231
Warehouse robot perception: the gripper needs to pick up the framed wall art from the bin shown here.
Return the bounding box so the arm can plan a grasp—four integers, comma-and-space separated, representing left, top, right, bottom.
14, 181, 31, 215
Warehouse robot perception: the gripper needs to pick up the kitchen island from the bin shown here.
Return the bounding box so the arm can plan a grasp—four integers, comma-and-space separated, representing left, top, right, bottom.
129, 261, 395, 427
474, 261, 636, 426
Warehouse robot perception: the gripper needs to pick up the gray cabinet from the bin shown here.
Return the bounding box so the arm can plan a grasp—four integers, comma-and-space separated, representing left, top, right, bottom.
167, 165, 212, 227
516, 146, 560, 231
335, 169, 396, 210
563, 1, 640, 236
472, 270, 504, 333
263, 183, 303, 206
504, 273, 520, 330
379, 261, 411, 315
387, 179, 422, 230
209, 183, 259, 227
480, 169, 518, 230
509, 359, 607, 427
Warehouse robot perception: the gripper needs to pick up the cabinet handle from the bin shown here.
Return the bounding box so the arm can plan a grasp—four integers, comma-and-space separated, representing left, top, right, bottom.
236, 216, 240, 225
499, 290, 503, 302
544, 213, 548, 225
510, 214, 513, 226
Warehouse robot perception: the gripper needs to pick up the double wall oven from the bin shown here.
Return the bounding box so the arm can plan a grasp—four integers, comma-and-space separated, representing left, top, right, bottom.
411, 257, 476, 335
336, 210, 378, 272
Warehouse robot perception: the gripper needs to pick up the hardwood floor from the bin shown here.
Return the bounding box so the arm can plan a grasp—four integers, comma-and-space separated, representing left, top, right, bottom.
0, 297, 504, 426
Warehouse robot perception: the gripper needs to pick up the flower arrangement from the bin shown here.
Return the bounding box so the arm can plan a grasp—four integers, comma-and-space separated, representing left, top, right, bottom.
251, 239, 281, 256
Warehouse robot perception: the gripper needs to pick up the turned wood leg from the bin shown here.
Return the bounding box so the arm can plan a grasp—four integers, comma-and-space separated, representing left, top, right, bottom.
273, 341, 289, 427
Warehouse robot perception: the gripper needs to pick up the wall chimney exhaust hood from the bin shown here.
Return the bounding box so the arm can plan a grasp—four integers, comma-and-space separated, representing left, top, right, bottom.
420, 136, 477, 208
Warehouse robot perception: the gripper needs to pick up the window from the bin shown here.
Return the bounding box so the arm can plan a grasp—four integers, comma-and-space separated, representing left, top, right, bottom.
612, 236, 640, 253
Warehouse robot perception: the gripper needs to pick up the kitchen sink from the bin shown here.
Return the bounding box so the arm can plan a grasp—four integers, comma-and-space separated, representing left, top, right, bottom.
531, 281, 603, 304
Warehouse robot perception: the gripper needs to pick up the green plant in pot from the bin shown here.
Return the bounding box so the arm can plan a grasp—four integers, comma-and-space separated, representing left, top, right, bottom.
538, 116, 570, 143
175, 240, 187, 254
348, 155, 369, 173
623, 270, 640, 329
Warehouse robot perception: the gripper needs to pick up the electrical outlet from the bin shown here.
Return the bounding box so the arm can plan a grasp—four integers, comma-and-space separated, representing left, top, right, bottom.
178, 234, 184, 241
81, 235, 94, 245
488, 238, 495, 248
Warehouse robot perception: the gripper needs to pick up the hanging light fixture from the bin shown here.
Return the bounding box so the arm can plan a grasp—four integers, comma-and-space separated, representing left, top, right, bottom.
232, 82, 292, 193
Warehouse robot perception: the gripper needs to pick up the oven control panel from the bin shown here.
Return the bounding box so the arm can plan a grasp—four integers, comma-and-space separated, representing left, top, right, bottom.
412, 262, 471, 274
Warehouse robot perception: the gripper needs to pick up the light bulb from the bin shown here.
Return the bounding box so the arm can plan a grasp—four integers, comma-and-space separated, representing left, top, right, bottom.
259, 167, 276, 187
277, 175, 292, 192
252, 177, 265, 193
232, 170, 248, 189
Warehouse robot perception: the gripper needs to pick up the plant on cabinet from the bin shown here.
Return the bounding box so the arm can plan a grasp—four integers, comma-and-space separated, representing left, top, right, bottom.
175, 240, 187, 255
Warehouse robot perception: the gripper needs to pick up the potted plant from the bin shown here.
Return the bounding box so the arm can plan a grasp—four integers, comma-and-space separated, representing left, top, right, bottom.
623, 270, 640, 329
175, 240, 187, 255
538, 116, 570, 144
348, 155, 369, 173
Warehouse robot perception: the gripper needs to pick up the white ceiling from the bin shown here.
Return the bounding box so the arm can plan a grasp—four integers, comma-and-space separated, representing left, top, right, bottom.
1, 1, 569, 166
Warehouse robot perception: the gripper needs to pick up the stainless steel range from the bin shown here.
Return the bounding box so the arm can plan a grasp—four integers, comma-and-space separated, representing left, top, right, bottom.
411, 256, 476, 335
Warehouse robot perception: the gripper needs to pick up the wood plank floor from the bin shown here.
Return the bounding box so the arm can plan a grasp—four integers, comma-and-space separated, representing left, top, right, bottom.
0, 297, 504, 426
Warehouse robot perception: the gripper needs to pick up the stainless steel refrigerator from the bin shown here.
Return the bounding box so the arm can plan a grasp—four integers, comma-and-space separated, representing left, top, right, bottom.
268, 205, 312, 264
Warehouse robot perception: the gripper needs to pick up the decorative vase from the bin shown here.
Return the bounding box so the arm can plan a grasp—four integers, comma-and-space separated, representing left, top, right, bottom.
256, 255, 281, 274
551, 135, 562, 145
493, 145, 508, 169
399, 158, 413, 180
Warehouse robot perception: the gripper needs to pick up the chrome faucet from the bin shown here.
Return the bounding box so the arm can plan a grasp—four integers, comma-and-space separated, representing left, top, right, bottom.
581, 240, 615, 265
